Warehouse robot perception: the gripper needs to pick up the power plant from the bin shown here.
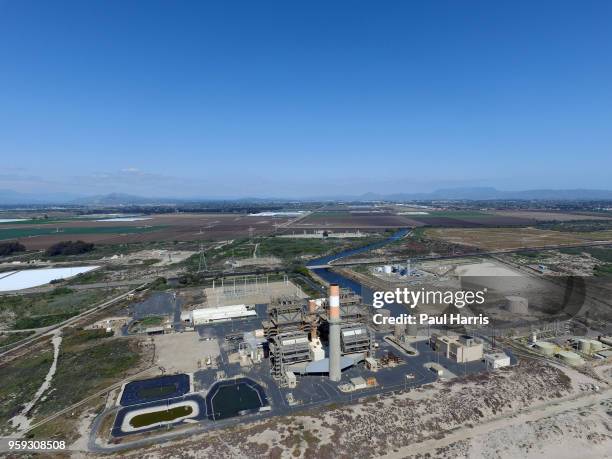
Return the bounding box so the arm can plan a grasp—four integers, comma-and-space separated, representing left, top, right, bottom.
263, 284, 373, 386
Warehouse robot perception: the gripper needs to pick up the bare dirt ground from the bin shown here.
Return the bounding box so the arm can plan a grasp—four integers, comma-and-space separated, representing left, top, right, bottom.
290, 212, 424, 229
425, 227, 612, 251
82, 359, 611, 459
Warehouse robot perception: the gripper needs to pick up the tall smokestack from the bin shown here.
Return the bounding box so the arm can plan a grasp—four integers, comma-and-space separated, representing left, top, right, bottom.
328, 284, 341, 382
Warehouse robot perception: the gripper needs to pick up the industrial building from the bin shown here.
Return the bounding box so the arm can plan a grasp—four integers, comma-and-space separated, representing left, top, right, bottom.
186, 304, 257, 325
430, 333, 484, 363
265, 285, 374, 386
484, 352, 511, 369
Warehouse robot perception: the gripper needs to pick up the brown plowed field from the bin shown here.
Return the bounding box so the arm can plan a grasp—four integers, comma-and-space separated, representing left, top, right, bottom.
1, 214, 291, 249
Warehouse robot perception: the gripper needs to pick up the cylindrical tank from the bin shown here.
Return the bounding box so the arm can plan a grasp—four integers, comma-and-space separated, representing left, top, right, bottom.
599, 336, 612, 347
580, 339, 604, 353
506, 296, 528, 314
578, 339, 592, 354
394, 323, 405, 339
383, 265, 392, 274
535, 341, 557, 356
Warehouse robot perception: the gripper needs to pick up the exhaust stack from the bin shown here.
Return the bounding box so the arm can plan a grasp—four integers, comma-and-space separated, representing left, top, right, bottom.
328, 284, 341, 381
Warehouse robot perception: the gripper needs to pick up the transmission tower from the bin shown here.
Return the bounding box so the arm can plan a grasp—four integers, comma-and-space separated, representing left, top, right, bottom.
198, 243, 208, 272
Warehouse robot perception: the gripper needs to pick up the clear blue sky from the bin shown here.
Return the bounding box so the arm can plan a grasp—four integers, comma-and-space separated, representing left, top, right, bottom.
1, 0, 611, 198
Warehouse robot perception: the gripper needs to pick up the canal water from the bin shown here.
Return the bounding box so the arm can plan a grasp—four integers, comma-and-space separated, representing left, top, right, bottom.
307, 228, 410, 316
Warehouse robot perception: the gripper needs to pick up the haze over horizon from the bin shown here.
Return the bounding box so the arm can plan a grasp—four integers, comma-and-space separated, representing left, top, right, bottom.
1, 1, 611, 198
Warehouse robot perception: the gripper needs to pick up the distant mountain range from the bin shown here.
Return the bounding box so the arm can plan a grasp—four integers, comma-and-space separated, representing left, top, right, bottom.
2, 187, 612, 206
356, 187, 612, 201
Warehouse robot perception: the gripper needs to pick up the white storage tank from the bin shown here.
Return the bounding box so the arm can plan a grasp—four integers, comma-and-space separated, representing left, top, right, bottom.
383, 265, 392, 274
578, 339, 592, 354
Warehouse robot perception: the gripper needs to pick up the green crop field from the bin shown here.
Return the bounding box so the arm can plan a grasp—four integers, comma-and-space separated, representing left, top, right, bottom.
0, 225, 165, 241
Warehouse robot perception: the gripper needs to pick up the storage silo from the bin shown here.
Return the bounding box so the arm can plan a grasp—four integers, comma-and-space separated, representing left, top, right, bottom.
394, 323, 405, 339
578, 339, 592, 354
383, 265, 392, 274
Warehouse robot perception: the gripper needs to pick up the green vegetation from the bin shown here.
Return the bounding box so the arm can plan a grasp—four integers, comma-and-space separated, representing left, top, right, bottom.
427, 211, 489, 217
0, 346, 54, 434
538, 220, 612, 232
45, 240, 95, 256
0, 241, 26, 257
66, 269, 107, 285
13, 313, 76, 330
139, 316, 165, 326
258, 237, 342, 260
560, 247, 612, 262
594, 264, 612, 276
515, 250, 540, 259
0, 330, 35, 348
183, 235, 383, 271
0, 287, 119, 330
36, 328, 141, 417
0, 225, 164, 241
129, 405, 193, 428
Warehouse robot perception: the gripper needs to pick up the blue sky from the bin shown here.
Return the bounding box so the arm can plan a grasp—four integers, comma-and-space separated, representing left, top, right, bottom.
1, 0, 611, 198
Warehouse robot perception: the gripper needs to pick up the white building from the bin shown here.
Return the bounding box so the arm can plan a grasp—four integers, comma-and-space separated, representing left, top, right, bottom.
484, 352, 511, 369
188, 304, 256, 325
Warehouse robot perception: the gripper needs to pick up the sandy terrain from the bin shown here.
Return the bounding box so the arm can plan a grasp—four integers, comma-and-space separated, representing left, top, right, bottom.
425, 227, 612, 251
85, 358, 611, 458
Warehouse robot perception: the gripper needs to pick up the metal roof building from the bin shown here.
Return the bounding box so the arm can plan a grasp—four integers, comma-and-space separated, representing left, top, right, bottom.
189, 304, 256, 325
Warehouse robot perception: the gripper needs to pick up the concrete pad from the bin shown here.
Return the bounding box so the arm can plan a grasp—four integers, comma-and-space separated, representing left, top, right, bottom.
154, 332, 220, 373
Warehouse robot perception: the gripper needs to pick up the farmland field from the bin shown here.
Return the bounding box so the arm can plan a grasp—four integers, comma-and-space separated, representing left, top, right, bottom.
424, 227, 612, 251
491, 210, 612, 221
0, 213, 293, 249
289, 210, 536, 229
289, 211, 424, 228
